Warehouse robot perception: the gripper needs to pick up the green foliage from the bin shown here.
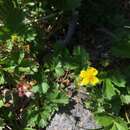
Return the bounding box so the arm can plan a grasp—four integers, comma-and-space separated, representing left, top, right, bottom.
0, 0, 88, 127
0, 0, 25, 37
0, 117, 5, 130
95, 113, 128, 130
85, 69, 130, 129
32, 82, 49, 94
121, 95, 130, 105
79, 0, 130, 129
103, 78, 116, 100
25, 90, 69, 128
1, 0, 130, 130
0, 0, 75, 128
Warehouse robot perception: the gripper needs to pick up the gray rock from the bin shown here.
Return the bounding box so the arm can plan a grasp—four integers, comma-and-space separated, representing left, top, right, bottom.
46, 86, 99, 130
46, 113, 76, 130
71, 103, 98, 130
46, 103, 98, 130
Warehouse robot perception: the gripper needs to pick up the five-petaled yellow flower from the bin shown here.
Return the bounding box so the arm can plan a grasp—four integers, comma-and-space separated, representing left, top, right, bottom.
79, 67, 99, 86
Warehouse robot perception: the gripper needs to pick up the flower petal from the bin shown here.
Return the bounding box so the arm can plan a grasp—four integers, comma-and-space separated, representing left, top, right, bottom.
90, 76, 99, 86
86, 67, 98, 76
79, 70, 88, 78
80, 78, 89, 85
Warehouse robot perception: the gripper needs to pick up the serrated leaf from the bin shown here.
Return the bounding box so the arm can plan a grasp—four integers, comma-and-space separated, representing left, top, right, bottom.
95, 113, 114, 127
26, 111, 38, 127
38, 118, 47, 127
114, 122, 128, 130
3, 66, 16, 73
121, 95, 130, 104
111, 123, 118, 130
114, 117, 128, 130
41, 82, 49, 94
55, 62, 64, 77
18, 64, 38, 74
32, 82, 49, 94
111, 74, 126, 87
95, 113, 128, 130
103, 79, 116, 100
55, 67, 64, 77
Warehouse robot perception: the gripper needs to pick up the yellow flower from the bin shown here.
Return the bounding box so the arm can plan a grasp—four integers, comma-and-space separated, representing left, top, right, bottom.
79, 67, 99, 86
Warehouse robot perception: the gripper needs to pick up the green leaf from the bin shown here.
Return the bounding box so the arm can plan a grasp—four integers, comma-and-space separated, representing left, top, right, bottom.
55, 62, 64, 77
32, 82, 49, 94
103, 79, 116, 100
111, 123, 118, 130
120, 95, 130, 104
110, 96, 121, 115
26, 110, 38, 127
95, 113, 128, 130
18, 64, 38, 74
55, 67, 64, 77
114, 122, 128, 130
41, 82, 49, 94
18, 50, 25, 64
6, 40, 13, 51
0, 118, 5, 129
111, 74, 126, 87
3, 66, 16, 73
51, 97, 69, 104
50, 93, 69, 104
0, 72, 5, 85
73, 47, 89, 69
0, 0, 26, 33
38, 119, 46, 127
64, 63, 77, 70
114, 117, 128, 130
38, 104, 58, 128
31, 85, 39, 93
46, 89, 69, 104
73, 47, 89, 62
95, 113, 114, 127
18, 67, 30, 73
0, 100, 4, 108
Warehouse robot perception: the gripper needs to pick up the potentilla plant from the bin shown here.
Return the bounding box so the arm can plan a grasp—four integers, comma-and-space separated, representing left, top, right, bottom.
78, 66, 130, 130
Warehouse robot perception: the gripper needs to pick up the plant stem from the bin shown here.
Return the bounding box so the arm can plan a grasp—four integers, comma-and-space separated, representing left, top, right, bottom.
125, 109, 130, 123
